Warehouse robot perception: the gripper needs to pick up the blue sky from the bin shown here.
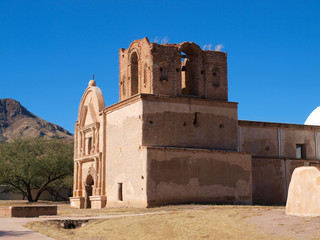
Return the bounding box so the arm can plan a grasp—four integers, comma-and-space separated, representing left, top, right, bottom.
1, 0, 320, 133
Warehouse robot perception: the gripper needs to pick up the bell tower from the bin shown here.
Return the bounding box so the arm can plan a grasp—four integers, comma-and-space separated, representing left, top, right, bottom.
119, 37, 228, 101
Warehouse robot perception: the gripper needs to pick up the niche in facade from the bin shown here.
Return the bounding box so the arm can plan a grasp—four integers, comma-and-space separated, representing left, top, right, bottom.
87, 137, 92, 154
143, 64, 149, 87
159, 62, 168, 83
122, 75, 126, 96
212, 67, 220, 87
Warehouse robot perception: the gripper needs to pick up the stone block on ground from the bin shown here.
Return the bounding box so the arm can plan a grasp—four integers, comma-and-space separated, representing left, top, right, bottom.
0, 205, 57, 217
286, 166, 320, 217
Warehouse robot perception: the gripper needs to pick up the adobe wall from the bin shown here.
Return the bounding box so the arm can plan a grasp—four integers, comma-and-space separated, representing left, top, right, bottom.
142, 94, 238, 150
252, 157, 314, 204
104, 99, 147, 207
146, 146, 252, 206
239, 120, 320, 159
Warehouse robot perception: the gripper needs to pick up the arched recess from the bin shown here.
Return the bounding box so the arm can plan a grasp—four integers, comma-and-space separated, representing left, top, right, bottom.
143, 63, 149, 88
129, 51, 139, 96
85, 174, 94, 208
211, 67, 220, 87
121, 75, 126, 97
159, 62, 168, 83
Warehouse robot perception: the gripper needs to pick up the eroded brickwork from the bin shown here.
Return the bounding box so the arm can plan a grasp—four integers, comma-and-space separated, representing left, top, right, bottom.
119, 38, 228, 101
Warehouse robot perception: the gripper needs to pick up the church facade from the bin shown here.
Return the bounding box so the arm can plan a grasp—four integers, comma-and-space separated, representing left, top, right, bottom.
70, 38, 320, 209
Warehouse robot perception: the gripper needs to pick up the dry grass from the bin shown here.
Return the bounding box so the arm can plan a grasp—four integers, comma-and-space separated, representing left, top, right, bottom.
26, 205, 293, 240
0, 200, 68, 207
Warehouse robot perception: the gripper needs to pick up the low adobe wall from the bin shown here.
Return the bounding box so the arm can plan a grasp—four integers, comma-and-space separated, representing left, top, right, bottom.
0, 205, 57, 217
146, 146, 252, 207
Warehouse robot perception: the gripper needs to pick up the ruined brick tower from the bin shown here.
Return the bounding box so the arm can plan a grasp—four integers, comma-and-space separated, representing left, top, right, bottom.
119, 37, 228, 101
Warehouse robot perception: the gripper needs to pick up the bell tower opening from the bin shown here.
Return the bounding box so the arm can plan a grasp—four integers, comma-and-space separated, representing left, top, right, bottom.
180, 50, 197, 96
118, 38, 227, 101
130, 52, 139, 96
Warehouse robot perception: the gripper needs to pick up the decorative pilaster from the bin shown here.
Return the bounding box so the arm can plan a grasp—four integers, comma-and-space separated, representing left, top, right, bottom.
78, 162, 83, 196
73, 162, 78, 196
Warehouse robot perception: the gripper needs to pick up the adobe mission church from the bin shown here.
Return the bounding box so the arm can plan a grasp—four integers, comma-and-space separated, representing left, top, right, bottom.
70, 38, 320, 209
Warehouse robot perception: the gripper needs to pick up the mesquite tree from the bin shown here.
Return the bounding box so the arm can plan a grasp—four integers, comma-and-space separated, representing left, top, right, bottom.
0, 138, 73, 202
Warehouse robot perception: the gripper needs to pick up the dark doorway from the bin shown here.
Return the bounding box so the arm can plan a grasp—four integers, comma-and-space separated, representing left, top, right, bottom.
85, 174, 94, 208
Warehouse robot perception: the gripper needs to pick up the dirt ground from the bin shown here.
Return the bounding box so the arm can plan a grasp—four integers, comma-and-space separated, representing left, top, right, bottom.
1, 201, 320, 239
245, 208, 320, 240
26, 205, 320, 240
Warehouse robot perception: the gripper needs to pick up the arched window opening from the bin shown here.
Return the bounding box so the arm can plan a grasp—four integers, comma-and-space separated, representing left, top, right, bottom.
181, 51, 187, 62
181, 57, 195, 95
130, 52, 139, 95
180, 50, 197, 96
212, 68, 220, 87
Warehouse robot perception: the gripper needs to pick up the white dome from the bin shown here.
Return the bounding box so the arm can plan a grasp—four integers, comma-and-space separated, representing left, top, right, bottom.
305, 107, 320, 126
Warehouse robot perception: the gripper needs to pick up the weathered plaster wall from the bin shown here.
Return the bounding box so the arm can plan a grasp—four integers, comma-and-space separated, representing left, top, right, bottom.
142, 95, 238, 150
240, 121, 320, 204
252, 157, 313, 204
239, 121, 320, 159
282, 128, 317, 159
105, 100, 147, 207
240, 126, 278, 157
146, 146, 252, 206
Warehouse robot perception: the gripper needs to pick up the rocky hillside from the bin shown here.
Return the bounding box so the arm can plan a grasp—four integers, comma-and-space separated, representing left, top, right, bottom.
0, 98, 73, 142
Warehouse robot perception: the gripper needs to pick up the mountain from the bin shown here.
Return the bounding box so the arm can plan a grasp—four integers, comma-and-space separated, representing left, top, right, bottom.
0, 98, 73, 142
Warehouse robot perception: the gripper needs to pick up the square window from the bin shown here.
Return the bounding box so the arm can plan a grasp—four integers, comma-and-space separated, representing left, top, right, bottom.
296, 144, 306, 159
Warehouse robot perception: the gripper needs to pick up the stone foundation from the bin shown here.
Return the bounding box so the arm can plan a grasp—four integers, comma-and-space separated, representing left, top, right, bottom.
89, 195, 107, 209
70, 196, 85, 209
0, 206, 57, 217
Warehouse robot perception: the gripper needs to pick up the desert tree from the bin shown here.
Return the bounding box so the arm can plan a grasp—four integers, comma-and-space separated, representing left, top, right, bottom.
0, 138, 73, 202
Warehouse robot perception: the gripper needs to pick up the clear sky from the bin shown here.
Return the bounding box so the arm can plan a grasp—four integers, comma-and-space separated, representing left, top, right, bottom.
1, 0, 319, 133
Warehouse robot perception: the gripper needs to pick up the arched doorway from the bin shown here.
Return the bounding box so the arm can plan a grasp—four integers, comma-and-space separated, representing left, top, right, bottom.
84, 174, 94, 208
